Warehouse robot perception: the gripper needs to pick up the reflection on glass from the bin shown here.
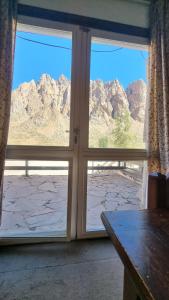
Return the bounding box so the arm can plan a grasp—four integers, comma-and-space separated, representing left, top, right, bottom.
89, 37, 148, 149
0, 160, 69, 237
86, 160, 147, 231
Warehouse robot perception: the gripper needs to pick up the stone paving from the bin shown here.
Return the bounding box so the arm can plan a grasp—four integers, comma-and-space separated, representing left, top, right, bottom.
0, 171, 143, 236
87, 170, 143, 230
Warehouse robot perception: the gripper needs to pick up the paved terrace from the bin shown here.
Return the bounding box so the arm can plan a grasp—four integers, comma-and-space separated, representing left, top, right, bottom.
0, 169, 143, 237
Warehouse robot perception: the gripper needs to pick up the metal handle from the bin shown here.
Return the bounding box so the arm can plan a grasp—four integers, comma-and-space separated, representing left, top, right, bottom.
73, 128, 79, 144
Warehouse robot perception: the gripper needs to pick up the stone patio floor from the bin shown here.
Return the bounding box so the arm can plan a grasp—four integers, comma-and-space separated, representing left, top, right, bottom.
0, 171, 142, 236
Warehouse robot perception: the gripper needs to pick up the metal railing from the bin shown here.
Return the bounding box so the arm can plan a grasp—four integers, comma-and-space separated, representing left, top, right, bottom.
5, 160, 142, 177
5, 160, 68, 176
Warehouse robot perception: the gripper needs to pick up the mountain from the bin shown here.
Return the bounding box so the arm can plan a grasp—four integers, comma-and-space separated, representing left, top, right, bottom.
126, 80, 147, 122
9, 74, 147, 147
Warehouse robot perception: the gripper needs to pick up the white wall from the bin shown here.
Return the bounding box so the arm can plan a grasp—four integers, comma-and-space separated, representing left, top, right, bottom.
18, 0, 150, 28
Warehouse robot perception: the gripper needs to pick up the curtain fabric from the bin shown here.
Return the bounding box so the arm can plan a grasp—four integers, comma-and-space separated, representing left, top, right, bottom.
148, 0, 169, 177
0, 0, 17, 219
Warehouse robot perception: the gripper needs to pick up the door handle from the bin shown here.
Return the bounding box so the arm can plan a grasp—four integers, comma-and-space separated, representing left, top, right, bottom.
73, 128, 79, 144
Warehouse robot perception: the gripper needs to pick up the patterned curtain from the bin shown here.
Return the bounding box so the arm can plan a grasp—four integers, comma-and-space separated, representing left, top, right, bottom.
0, 0, 17, 219
148, 0, 169, 206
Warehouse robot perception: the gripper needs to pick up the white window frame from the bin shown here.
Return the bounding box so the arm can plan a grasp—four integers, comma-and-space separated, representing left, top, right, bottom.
76, 29, 149, 239
2, 15, 149, 244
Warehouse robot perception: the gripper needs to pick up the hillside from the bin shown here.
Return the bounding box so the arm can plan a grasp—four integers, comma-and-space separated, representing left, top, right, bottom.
8, 74, 147, 148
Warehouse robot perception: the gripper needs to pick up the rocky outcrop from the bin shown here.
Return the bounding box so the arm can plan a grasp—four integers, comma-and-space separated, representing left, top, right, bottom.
9, 74, 147, 146
11, 75, 146, 125
107, 79, 129, 118
126, 79, 147, 122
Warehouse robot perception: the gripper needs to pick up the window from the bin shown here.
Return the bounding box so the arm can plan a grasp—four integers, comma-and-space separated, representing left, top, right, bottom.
3, 19, 149, 241
86, 160, 147, 231
77, 32, 148, 237
1, 160, 69, 237
9, 29, 72, 147
89, 36, 148, 149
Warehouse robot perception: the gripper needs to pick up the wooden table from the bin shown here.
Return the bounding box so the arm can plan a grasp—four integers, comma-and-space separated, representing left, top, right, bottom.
101, 209, 169, 300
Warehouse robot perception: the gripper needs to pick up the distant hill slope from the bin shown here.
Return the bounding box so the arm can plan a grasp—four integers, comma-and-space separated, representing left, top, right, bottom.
8, 74, 147, 147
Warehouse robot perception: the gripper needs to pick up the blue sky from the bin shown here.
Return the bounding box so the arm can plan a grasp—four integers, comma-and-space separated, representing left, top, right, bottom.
13, 32, 148, 90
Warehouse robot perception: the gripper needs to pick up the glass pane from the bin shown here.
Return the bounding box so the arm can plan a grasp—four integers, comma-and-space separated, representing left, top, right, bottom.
89, 37, 148, 149
86, 160, 147, 231
8, 28, 72, 146
0, 160, 69, 237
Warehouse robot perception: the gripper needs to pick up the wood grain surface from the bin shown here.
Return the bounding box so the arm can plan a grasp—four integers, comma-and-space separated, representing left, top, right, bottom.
101, 209, 169, 300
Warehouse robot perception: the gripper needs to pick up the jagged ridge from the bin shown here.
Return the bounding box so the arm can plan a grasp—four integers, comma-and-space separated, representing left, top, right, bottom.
9, 74, 147, 147
11, 74, 146, 122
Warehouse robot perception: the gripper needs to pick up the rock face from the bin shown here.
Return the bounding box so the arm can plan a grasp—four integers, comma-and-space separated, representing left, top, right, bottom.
11, 74, 146, 122
9, 74, 147, 146
126, 80, 147, 122
11, 74, 70, 122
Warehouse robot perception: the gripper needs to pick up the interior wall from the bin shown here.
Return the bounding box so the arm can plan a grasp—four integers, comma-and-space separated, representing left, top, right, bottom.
18, 0, 150, 28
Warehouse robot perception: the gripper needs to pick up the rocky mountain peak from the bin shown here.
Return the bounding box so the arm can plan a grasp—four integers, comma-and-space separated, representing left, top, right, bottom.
11, 74, 146, 125
58, 74, 69, 84
126, 79, 147, 122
